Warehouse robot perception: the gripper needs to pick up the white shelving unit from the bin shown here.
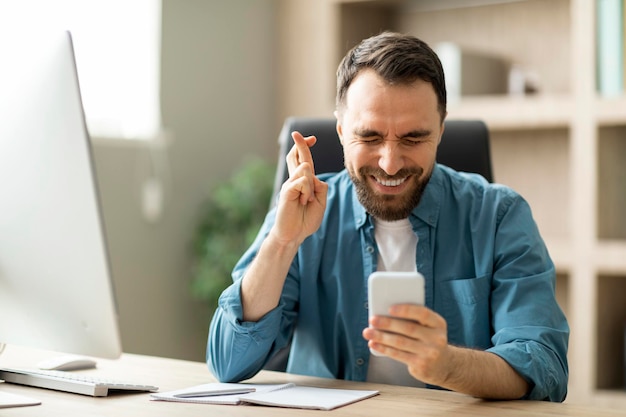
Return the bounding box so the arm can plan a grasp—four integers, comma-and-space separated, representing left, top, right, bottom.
275, 0, 626, 409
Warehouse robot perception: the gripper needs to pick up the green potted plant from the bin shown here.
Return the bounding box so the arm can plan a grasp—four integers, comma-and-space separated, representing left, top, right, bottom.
190, 157, 275, 313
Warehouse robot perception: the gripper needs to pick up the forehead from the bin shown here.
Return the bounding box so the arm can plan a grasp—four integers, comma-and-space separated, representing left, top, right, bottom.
343, 70, 440, 128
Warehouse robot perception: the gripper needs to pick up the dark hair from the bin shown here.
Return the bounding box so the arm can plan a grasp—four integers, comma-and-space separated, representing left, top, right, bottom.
336, 31, 447, 122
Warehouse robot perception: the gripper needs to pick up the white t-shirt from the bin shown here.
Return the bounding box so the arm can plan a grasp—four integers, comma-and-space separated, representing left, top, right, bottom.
366, 218, 425, 388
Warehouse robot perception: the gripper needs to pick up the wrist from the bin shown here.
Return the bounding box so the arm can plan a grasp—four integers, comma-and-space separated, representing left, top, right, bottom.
435, 345, 461, 388
265, 230, 302, 256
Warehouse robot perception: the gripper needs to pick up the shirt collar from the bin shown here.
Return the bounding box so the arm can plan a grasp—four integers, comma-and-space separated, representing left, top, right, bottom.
351, 164, 443, 229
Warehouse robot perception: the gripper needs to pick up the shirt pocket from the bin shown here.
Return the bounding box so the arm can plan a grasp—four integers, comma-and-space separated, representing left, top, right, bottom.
438, 274, 491, 348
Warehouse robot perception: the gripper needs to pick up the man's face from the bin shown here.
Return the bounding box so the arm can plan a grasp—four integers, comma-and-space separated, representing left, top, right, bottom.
336, 69, 444, 221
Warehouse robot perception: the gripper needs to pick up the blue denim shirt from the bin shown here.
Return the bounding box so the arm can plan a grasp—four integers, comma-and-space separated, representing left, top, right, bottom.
207, 164, 569, 401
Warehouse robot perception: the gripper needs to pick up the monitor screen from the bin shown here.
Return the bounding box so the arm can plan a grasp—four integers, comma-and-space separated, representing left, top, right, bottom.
0, 30, 122, 359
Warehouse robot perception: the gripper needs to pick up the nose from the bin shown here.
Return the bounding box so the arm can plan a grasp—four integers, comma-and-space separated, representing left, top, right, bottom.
377, 141, 404, 176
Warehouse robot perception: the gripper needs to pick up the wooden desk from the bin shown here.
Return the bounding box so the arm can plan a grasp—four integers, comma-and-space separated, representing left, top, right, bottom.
0, 346, 623, 416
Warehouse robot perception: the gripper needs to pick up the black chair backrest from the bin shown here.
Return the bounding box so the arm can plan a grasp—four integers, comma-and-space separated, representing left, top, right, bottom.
272, 117, 493, 201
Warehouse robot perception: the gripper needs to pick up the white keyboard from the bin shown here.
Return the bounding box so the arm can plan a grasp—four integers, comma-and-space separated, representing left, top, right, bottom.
0, 367, 159, 397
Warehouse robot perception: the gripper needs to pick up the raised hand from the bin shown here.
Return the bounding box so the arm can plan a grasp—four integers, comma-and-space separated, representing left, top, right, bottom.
240, 131, 329, 322
271, 131, 328, 247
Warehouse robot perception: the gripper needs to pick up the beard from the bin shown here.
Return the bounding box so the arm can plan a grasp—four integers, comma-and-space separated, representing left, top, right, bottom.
348, 164, 432, 221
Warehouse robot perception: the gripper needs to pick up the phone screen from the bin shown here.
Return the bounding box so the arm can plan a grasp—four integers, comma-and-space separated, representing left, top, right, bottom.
367, 271, 425, 356
368, 271, 425, 317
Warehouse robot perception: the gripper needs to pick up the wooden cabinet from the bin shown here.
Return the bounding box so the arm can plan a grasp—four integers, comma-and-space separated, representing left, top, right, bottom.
275, 0, 626, 408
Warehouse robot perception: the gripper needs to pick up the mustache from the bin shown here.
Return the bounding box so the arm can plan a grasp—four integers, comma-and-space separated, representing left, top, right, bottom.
358, 166, 423, 180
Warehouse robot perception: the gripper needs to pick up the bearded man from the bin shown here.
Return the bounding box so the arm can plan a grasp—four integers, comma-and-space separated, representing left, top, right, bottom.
207, 32, 569, 402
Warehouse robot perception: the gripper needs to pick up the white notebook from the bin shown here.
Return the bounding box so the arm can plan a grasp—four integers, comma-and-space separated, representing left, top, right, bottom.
240, 385, 379, 410
150, 383, 291, 405
0, 391, 41, 409
150, 382, 379, 410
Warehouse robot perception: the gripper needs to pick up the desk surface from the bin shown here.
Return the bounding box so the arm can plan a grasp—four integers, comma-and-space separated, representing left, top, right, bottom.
0, 346, 622, 417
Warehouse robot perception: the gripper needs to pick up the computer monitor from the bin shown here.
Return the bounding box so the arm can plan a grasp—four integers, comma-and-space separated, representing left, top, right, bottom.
0, 31, 122, 360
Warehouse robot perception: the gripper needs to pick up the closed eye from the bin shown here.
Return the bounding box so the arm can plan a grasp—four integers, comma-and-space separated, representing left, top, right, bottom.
400, 137, 426, 146
359, 136, 383, 145
354, 128, 384, 145
352, 128, 434, 146
399, 129, 433, 146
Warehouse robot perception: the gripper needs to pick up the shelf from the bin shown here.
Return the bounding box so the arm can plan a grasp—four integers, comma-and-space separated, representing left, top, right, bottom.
330, 0, 531, 8
595, 241, 626, 274
546, 239, 573, 273
596, 96, 626, 126
489, 128, 570, 240
596, 275, 626, 391
541, 240, 626, 276
448, 95, 573, 131
555, 272, 569, 320
598, 126, 626, 240
330, 0, 529, 6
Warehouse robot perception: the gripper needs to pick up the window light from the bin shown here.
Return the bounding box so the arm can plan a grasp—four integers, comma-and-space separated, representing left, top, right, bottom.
0, 0, 163, 141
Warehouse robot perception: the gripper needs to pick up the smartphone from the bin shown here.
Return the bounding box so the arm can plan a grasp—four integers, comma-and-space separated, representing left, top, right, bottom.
367, 271, 425, 356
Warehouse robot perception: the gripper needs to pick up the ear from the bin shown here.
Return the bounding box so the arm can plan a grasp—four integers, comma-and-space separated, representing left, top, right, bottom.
334, 110, 344, 146
437, 112, 448, 146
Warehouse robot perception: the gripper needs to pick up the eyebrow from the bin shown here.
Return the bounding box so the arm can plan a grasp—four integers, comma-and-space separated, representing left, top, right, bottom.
401, 129, 432, 138
353, 128, 382, 138
353, 128, 432, 139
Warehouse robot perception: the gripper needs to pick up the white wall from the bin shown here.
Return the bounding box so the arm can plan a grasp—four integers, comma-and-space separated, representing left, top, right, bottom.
92, 0, 278, 361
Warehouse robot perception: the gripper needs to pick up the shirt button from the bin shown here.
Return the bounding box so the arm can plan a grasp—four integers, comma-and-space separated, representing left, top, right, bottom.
356, 358, 364, 366
364, 302, 368, 309
366, 246, 374, 253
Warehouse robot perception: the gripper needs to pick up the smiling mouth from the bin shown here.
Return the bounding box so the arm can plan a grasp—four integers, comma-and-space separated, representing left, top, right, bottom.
374, 176, 408, 187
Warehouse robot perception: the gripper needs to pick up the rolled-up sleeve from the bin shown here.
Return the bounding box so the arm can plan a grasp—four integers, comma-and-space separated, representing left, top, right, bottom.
207, 278, 284, 382
488, 195, 569, 401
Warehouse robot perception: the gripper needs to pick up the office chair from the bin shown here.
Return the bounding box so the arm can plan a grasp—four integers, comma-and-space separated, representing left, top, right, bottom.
264, 117, 493, 372
272, 117, 493, 203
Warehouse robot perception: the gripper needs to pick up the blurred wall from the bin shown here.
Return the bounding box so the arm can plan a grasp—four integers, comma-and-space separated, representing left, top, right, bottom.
92, 0, 278, 362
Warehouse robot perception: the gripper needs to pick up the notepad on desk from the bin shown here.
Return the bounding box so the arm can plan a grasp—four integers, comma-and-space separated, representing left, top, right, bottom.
150, 383, 285, 405
150, 382, 379, 410
0, 391, 41, 409
164, 382, 257, 399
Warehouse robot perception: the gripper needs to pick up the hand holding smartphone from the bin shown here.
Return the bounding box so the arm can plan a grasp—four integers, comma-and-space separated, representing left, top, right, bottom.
367, 271, 425, 356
